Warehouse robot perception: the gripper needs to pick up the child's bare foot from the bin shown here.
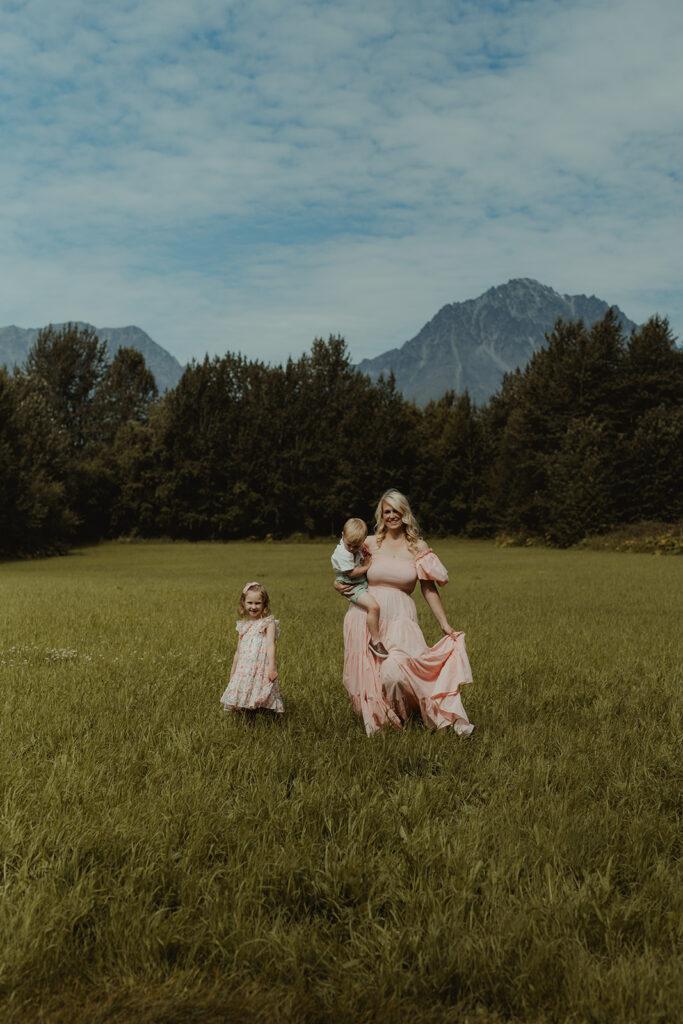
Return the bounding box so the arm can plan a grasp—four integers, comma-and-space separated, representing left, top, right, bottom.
369, 640, 389, 659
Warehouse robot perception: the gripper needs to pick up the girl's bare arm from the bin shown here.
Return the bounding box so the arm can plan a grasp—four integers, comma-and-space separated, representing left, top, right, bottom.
229, 647, 239, 679
266, 621, 278, 681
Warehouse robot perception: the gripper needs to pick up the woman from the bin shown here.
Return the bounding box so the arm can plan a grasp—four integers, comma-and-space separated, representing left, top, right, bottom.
337, 489, 473, 736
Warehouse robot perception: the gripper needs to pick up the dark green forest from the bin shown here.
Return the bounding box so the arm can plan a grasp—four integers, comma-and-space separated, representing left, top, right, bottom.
1, 312, 681, 558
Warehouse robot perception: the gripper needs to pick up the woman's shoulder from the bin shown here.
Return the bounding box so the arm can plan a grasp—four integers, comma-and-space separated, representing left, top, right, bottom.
365, 534, 380, 552
415, 538, 430, 555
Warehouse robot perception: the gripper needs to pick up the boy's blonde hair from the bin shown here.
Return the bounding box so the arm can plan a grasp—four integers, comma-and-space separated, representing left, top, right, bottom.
238, 582, 271, 618
374, 489, 421, 552
342, 518, 368, 546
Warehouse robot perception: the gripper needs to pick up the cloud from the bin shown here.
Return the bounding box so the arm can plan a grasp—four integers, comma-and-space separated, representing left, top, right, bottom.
1, 0, 682, 365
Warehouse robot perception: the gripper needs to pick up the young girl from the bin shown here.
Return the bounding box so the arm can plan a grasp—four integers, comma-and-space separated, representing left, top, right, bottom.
219, 581, 284, 716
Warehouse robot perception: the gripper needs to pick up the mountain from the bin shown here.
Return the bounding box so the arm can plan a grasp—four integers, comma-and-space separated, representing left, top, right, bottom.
0, 322, 185, 393
356, 278, 639, 405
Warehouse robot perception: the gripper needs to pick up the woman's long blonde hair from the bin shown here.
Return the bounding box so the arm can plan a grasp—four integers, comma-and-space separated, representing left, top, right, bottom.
374, 489, 421, 551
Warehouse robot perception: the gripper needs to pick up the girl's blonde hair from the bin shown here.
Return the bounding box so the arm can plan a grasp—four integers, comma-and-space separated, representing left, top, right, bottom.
374, 489, 421, 551
238, 582, 271, 618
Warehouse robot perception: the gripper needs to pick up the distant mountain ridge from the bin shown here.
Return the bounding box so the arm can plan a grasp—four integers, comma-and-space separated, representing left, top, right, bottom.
357, 278, 639, 405
0, 323, 184, 393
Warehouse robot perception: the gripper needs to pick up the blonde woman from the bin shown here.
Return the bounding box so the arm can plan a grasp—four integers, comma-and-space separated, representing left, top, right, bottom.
334, 489, 473, 736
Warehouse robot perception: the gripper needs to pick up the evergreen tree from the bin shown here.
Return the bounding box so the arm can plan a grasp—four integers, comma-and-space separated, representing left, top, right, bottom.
627, 404, 683, 521
108, 412, 165, 538
22, 326, 161, 541
544, 415, 616, 545
97, 346, 158, 443
613, 317, 683, 519
485, 312, 627, 536
153, 352, 261, 538
414, 391, 485, 535
622, 316, 682, 426
24, 323, 109, 451
0, 370, 73, 556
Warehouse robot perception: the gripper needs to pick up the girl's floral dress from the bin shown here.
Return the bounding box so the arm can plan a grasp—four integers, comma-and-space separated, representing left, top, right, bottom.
220, 615, 284, 714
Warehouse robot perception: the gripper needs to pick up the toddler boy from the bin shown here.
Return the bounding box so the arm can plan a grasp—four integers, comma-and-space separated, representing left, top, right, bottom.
331, 518, 388, 659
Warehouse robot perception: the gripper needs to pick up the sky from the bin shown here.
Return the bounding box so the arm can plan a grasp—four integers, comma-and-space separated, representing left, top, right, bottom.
2, 0, 682, 366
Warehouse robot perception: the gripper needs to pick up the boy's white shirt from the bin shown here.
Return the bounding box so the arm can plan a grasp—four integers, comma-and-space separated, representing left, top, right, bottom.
331, 537, 362, 574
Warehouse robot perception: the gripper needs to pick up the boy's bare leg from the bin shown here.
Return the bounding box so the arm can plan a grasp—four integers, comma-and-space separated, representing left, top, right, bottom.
355, 591, 381, 643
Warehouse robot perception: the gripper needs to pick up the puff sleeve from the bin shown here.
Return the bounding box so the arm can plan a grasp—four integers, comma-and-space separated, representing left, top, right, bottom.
260, 615, 280, 640
414, 549, 449, 586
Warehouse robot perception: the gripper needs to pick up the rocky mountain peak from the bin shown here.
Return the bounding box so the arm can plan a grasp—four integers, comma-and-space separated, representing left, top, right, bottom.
356, 279, 638, 405
0, 322, 184, 393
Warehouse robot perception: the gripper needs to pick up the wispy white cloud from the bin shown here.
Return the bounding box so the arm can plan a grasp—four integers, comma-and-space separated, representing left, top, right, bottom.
1, 0, 681, 365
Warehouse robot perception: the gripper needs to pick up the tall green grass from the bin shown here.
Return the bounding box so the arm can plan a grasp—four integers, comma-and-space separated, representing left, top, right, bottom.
0, 541, 681, 1023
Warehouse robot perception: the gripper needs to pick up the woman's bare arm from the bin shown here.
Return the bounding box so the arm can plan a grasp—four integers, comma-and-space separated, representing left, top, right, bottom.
419, 579, 456, 635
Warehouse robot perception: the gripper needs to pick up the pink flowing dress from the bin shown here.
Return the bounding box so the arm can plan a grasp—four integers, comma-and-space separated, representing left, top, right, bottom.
342, 549, 473, 736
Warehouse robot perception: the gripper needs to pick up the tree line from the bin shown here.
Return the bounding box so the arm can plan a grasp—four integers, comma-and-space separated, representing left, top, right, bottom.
1, 311, 681, 558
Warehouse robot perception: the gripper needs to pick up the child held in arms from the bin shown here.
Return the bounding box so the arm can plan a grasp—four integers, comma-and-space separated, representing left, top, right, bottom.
331, 518, 388, 659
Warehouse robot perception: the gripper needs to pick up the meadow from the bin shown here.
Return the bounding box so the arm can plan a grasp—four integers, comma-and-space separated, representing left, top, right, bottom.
0, 540, 680, 1024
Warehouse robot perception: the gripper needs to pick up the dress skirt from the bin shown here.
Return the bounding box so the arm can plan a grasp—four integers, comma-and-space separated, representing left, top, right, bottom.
343, 581, 473, 736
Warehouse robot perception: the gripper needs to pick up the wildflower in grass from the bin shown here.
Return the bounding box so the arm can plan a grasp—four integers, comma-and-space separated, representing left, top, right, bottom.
45, 647, 78, 661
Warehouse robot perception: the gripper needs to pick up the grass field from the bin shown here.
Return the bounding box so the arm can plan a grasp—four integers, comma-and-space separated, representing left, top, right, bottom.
0, 540, 681, 1023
